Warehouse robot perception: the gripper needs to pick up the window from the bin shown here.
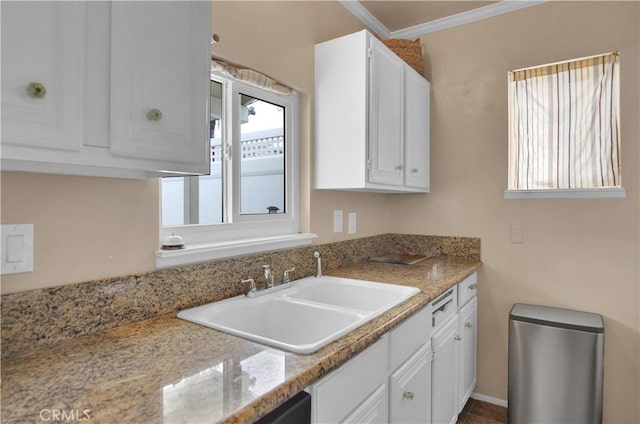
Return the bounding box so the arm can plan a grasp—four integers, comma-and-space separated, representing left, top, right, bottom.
157, 69, 314, 267
505, 52, 625, 199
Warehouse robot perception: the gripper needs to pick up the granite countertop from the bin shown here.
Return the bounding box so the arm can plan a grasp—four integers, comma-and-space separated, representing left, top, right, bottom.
1, 256, 481, 424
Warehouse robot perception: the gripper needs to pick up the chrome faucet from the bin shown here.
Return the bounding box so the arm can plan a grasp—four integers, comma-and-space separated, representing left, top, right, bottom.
241, 278, 257, 297
313, 251, 322, 277
262, 265, 274, 288
282, 267, 295, 284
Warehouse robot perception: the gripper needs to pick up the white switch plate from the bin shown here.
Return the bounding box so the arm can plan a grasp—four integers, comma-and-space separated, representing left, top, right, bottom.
1, 224, 34, 275
348, 212, 357, 234
333, 209, 343, 233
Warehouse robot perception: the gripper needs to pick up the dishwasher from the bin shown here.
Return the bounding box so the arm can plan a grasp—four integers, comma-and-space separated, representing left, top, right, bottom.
508, 303, 604, 424
257, 391, 311, 424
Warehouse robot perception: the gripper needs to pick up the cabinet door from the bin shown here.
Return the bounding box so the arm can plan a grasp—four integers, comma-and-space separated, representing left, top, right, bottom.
343, 385, 389, 424
368, 40, 404, 186
458, 297, 478, 411
404, 70, 430, 190
432, 315, 459, 424
311, 337, 389, 423
1, 1, 84, 151
110, 1, 209, 171
390, 343, 432, 424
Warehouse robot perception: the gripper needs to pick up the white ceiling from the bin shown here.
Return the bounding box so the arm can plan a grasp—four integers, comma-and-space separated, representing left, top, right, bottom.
341, 0, 546, 39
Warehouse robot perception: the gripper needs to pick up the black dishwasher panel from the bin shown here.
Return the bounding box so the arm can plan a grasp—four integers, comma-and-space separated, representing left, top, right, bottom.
256, 391, 311, 424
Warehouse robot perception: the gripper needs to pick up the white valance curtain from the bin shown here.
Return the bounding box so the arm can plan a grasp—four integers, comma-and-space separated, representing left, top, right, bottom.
211, 59, 297, 96
507, 52, 620, 190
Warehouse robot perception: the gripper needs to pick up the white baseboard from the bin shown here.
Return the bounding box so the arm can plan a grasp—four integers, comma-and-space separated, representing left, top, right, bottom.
470, 392, 508, 408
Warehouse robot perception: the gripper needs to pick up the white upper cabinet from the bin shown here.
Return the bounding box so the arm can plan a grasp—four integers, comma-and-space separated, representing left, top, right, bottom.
404, 70, 431, 190
368, 40, 405, 187
314, 30, 430, 193
1, 1, 85, 151
110, 1, 209, 167
0, 1, 211, 178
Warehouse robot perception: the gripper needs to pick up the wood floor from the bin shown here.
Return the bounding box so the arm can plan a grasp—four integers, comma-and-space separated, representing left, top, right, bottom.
457, 398, 508, 424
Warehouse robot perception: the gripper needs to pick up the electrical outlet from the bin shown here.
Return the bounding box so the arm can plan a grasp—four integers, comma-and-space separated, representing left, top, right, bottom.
348, 212, 357, 234
333, 209, 343, 233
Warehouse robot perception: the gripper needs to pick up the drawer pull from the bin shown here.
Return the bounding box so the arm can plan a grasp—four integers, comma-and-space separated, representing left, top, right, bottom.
26, 82, 46, 99
465, 322, 473, 329
147, 108, 163, 121
468, 283, 478, 290
403, 391, 414, 400
454, 335, 462, 341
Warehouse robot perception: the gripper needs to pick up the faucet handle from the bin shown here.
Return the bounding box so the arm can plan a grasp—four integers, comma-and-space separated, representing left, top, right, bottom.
241, 278, 257, 297
282, 267, 295, 284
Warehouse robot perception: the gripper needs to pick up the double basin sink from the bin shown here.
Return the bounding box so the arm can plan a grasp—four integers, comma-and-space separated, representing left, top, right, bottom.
178, 276, 420, 354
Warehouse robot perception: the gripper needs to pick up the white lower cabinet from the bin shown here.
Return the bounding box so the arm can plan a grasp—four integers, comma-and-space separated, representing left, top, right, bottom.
343, 384, 389, 424
457, 296, 478, 411
310, 337, 389, 424
309, 272, 478, 424
430, 271, 478, 424
390, 343, 432, 423
431, 314, 460, 424
309, 305, 432, 424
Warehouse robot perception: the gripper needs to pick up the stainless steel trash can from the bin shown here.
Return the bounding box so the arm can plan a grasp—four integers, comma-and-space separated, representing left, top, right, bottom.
508, 303, 604, 424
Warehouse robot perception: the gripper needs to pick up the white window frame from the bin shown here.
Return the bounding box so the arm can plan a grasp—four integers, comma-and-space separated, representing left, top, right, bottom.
156, 73, 315, 268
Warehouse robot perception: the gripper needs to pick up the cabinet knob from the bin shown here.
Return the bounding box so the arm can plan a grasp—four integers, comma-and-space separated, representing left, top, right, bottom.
454, 335, 462, 341
465, 322, 473, 329
395, 165, 404, 171
403, 391, 414, 400
147, 108, 163, 121
411, 168, 419, 173
468, 283, 478, 290
26, 82, 47, 99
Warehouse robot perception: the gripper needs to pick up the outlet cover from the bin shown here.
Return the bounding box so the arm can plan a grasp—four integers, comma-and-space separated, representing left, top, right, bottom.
348, 212, 357, 234
1, 224, 34, 275
333, 210, 343, 233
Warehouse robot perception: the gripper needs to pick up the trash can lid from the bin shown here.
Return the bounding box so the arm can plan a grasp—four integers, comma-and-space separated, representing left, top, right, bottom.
510, 303, 604, 333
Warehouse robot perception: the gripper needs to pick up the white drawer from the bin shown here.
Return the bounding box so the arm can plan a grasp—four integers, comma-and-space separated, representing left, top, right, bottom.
390, 305, 432, 371
431, 286, 457, 331
457, 272, 478, 307
312, 336, 389, 423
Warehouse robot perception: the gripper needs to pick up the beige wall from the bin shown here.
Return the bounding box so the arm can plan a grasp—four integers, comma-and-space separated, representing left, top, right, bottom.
388, 2, 639, 422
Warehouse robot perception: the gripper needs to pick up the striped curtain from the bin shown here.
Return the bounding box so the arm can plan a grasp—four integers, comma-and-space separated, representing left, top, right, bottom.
507, 52, 620, 190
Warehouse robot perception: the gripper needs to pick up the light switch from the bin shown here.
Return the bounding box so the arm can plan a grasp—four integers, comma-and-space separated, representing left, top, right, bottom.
333, 210, 343, 233
2, 224, 34, 275
348, 212, 357, 234
7, 235, 25, 262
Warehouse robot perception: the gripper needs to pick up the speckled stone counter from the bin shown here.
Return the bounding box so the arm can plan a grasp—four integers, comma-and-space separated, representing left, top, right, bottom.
1, 255, 480, 424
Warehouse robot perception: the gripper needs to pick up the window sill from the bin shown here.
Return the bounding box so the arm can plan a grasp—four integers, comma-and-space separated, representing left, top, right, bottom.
504, 188, 627, 199
155, 232, 317, 269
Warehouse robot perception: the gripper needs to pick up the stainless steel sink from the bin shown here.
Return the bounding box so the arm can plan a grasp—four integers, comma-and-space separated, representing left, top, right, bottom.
178, 276, 419, 354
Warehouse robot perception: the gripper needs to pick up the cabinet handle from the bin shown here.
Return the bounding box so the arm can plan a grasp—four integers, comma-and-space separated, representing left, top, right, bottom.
454, 335, 462, 341
395, 165, 404, 170
468, 283, 478, 290
403, 391, 414, 400
465, 322, 473, 329
147, 108, 163, 121
26, 82, 47, 99
411, 168, 419, 173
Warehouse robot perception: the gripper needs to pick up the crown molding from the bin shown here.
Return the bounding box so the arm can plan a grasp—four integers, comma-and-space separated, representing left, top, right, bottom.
341, 0, 548, 40
339, 0, 391, 39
